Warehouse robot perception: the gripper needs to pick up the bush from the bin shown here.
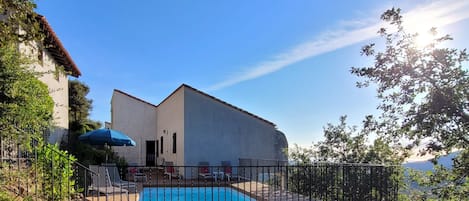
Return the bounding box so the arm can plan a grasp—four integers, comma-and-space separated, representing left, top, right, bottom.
0, 189, 14, 201
36, 144, 76, 200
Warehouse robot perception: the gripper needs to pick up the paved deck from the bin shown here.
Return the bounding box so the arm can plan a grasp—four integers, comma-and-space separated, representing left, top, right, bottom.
231, 181, 312, 201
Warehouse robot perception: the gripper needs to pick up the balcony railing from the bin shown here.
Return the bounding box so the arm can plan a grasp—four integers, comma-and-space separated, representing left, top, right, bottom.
1, 140, 399, 201
88, 163, 399, 201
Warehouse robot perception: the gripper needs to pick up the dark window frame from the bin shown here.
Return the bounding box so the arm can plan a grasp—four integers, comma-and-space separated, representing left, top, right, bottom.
156, 140, 159, 157
160, 136, 163, 154
172, 133, 177, 154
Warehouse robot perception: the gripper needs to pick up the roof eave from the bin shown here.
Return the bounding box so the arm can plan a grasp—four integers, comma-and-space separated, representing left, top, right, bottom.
37, 15, 81, 77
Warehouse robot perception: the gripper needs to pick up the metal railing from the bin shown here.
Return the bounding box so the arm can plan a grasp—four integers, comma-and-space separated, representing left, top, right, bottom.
0, 137, 95, 201
92, 163, 398, 201
1, 141, 399, 201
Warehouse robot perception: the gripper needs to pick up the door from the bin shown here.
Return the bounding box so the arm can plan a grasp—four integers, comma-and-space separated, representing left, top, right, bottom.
146, 141, 156, 166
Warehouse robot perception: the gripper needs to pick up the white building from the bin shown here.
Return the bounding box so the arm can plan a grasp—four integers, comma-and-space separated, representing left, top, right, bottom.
21, 15, 81, 144
111, 84, 288, 171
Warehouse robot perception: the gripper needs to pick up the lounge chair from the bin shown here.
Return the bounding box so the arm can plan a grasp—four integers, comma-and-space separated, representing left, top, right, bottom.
89, 165, 128, 199
164, 161, 181, 180
103, 163, 137, 190
198, 161, 213, 179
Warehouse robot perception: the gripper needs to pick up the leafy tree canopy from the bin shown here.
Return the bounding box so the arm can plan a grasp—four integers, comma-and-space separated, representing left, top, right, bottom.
69, 80, 93, 126
65, 79, 107, 165
289, 7, 468, 200
289, 115, 406, 165
351, 8, 468, 199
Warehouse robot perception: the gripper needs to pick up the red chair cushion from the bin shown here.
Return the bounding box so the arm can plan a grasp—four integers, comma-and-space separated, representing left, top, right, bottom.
167, 166, 175, 173
224, 167, 232, 174
201, 167, 209, 173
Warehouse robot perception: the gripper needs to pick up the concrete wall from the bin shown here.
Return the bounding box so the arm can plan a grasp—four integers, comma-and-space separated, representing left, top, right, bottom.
156, 89, 185, 167
19, 42, 69, 144
111, 91, 158, 166
183, 86, 288, 168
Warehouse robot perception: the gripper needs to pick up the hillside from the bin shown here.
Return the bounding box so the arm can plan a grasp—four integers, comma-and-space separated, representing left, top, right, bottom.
404, 152, 457, 171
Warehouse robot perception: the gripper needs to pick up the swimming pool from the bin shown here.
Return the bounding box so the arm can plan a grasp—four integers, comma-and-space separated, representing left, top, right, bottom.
139, 187, 255, 201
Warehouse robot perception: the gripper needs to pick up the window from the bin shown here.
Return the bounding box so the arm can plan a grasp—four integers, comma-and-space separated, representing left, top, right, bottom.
160, 136, 163, 154
172, 133, 177, 154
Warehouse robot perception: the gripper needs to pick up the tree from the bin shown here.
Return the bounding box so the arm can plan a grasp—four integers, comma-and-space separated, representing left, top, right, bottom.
288, 115, 407, 165
1, 1, 77, 199
68, 80, 99, 133
287, 116, 404, 200
65, 80, 102, 161
69, 80, 92, 123
314, 115, 407, 164
351, 8, 468, 199
0, 0, 52, 149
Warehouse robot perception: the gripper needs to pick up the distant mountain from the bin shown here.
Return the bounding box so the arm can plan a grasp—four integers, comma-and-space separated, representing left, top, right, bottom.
404, 152, 457, 171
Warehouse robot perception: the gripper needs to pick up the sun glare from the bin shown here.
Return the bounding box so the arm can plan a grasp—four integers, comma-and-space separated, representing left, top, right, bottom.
403, 12, 440, 49
414, 30, 435, 48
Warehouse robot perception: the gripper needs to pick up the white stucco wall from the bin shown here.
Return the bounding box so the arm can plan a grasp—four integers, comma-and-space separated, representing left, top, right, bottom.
156, 89, 185, 167
183, 86, 288, 167
111, 91, 158, 166
110, 85, 288, 174
19, 42, 69, 144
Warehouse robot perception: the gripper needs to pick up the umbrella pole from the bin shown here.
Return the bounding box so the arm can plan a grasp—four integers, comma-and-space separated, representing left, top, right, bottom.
105, 143, 109, 163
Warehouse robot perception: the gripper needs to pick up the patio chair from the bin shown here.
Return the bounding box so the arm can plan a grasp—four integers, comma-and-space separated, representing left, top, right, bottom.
164, 161, 181, 180
103, 163, 137, 190
221, 161, 233, 181
89, 165, 128, 199
128, 166, 147, 182
198, 161, 213, 179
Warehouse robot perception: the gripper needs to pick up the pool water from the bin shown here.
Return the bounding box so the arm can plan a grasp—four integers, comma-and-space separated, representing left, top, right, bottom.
139, 187, 255, 201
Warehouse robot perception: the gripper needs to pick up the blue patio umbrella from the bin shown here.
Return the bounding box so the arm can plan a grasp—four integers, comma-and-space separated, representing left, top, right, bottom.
79, 128, 136, 146
79, 128, 136, 162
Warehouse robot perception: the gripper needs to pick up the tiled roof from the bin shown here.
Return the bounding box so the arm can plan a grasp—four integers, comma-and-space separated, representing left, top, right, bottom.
38, 15, 81, 77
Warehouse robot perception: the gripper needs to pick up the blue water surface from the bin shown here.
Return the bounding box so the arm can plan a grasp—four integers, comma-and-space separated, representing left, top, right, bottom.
139, 187, 255, 201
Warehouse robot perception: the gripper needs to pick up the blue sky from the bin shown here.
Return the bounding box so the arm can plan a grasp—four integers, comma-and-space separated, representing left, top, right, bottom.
36, 0, 469, 147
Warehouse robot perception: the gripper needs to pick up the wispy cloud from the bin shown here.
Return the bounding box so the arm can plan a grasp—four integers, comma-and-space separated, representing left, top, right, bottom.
207, 0, 469, 91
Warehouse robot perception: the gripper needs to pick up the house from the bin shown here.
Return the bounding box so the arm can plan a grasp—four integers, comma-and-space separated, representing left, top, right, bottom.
110, 84, 288, 174
19, 15, 81, 144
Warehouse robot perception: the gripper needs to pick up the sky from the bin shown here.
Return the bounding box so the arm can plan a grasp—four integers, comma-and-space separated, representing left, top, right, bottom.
36, 0, 469, 147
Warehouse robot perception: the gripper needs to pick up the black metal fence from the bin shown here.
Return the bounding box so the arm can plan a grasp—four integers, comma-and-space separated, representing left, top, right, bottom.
0, 138, 95, 201
1, 143, 399, 201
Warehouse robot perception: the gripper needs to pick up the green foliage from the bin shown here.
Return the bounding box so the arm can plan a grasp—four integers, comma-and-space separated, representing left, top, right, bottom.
68, 80, 93, 125
0, 38, 53, 152
64, 80, 104, 165
0, 189, 14, 201
288, 144, 314, 165
289, 115, 407, 165
351, 7, 468, 199
36, 144, 76, 201
286, 164, 401, 201
0, 0, 40, 44
288, 116, 404, 200
66, 80, 129, 189
1, 0, 51, 149
1, 1, 81, 200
